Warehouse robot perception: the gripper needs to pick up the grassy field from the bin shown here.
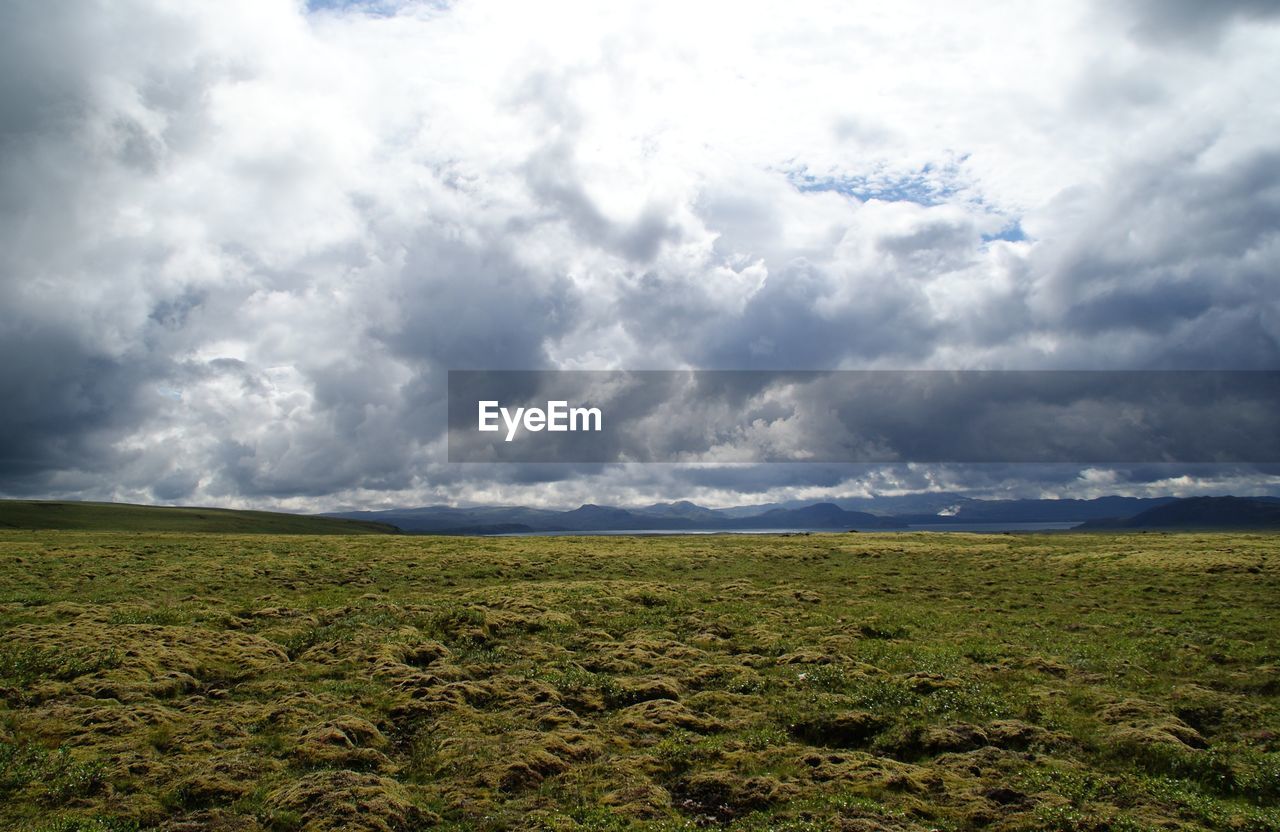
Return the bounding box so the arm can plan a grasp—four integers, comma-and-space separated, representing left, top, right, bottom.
0, 530, 1276, 831
0, 501, 398, 535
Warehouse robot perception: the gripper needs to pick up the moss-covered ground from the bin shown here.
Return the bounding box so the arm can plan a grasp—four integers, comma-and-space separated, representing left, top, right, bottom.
1, 530, 1277, 831
0, 501, 397, 535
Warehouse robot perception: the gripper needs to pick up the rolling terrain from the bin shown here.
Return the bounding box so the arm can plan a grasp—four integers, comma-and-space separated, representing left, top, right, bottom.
1077, 497, 1280, 531
0, 501, 398, 536
0, 530, 1277, 830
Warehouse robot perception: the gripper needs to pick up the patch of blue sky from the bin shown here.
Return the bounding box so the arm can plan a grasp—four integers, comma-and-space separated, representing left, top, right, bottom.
304, 0, 432, 16
981, 220, 1027, 243
788, 165, 962, 203
788, 161, 964, 207
787, 162, 1031, 244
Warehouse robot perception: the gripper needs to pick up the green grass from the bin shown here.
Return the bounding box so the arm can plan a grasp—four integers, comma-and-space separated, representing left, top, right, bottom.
0, 500, 397, 535
0, 529, 1277, 830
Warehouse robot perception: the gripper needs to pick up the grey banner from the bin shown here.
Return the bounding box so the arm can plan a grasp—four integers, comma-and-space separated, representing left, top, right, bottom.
447, 370, 1280, 463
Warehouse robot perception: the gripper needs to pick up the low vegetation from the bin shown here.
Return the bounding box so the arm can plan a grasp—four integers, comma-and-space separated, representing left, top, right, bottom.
0, 529, 1276, 830
0, 500, 397, 535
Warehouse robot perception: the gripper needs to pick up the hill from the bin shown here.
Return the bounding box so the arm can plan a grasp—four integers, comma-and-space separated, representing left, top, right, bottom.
732, 502, 905, 529
0, 500, 399, 535
1077, 496, 1280, 530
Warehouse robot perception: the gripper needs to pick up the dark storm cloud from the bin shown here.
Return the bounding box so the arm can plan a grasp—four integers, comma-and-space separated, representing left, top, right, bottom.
613, 219, 961, 373
0, 327, 149, 485
668, 462, 1280, 496
448, 371, 1280, 464
0, 1, 246, 496
379, 237, 580, 372
697, 260, 939, 369
1120, 0, 1280, 46
1029, 146, 1280, 368
674, 464, 854, 493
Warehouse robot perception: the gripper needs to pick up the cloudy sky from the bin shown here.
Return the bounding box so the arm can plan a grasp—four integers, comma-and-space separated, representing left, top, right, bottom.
2, 0, 1278, 511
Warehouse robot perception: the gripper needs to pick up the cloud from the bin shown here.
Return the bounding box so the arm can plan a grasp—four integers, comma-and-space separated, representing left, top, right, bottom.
1117, 0, 1280, 47
0, 0, 1277, 509
1024, 144, 1280, 368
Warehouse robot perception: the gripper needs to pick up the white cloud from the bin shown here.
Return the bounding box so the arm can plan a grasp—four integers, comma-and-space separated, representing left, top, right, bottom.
1, 0, 1277, 507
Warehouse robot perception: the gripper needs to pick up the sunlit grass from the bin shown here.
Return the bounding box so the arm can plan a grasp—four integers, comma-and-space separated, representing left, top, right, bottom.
0, 530, 1277, 830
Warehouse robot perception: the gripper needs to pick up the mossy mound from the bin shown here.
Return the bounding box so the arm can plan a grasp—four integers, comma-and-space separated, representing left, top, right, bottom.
269, 770, 432, 831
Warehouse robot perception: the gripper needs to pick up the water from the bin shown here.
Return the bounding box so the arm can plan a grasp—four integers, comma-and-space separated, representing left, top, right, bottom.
491, 521, 1079, 536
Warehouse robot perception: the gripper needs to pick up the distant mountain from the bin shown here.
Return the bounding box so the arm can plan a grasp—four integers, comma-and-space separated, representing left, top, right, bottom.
323, 495, 1280, 535
557, 504, 678, 531
13, 496, 1274, 537
326, 500, 903, 533
633, 500, 724, 521
1077, 496, 1280, 530
734, 502, 904, 529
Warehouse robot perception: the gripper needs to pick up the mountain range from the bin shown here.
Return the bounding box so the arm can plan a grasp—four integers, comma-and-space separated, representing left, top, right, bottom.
327, 501, 906, 534
326, 495, 1280, 534
1077, 496, 1280, 530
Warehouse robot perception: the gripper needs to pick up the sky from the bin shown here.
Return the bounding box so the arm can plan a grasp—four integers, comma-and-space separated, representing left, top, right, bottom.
1, 0, 1278, 511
